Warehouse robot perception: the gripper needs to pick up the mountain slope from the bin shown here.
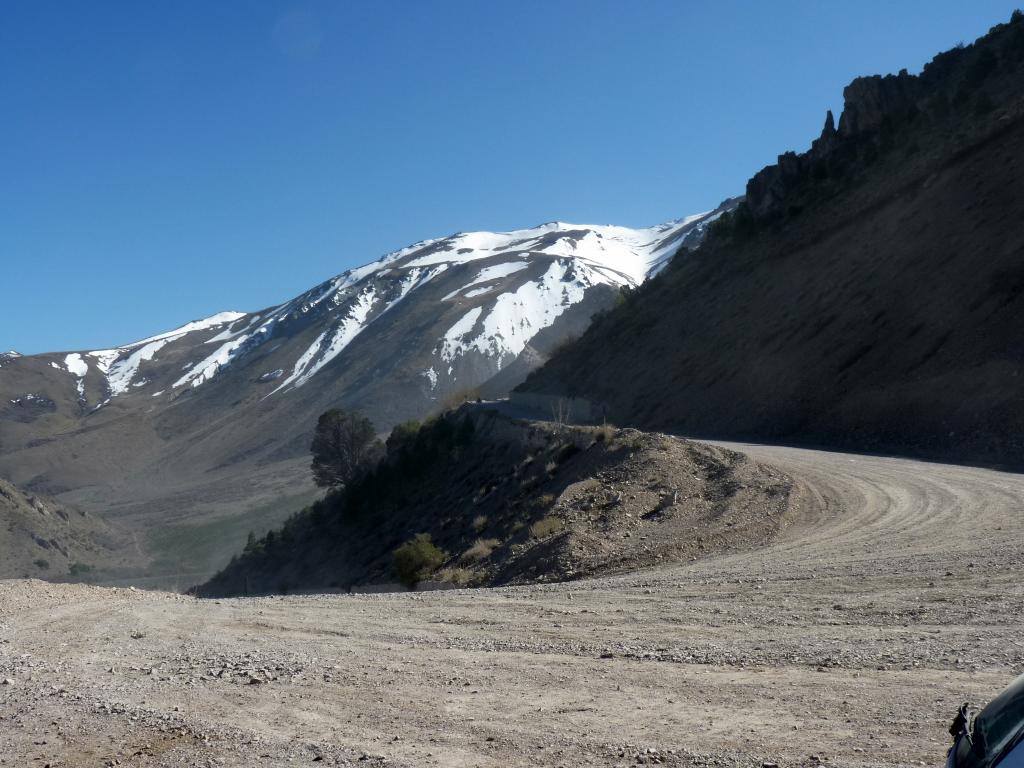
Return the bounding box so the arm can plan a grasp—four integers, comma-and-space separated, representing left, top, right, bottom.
0, 477, 134, 579
519, 13, 1024, 466
0, 209, 728, 584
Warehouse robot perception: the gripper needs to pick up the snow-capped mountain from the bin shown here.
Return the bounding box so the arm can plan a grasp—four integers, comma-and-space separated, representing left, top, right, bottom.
31, 206, 729, 408
0, 200, 734, 584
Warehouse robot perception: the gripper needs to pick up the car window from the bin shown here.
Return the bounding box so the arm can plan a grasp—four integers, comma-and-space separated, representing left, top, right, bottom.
977, 674, 1024, 761
997, 739, 1024, 768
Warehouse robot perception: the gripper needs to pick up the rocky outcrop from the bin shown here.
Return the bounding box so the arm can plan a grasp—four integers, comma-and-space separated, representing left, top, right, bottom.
746, 12, 1024, 219
837, 70, 920, 137
746, 110, 839, 218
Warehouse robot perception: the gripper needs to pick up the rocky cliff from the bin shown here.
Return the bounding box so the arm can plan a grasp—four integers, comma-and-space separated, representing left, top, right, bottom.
747, 13, 1024, 219
519, 12, 1024, 466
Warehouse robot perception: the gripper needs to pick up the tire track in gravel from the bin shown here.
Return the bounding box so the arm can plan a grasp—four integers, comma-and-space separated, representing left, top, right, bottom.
704, 441, 1023, 569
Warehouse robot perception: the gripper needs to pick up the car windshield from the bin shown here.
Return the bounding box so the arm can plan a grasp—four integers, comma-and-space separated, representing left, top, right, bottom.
975, 673, 1024, 762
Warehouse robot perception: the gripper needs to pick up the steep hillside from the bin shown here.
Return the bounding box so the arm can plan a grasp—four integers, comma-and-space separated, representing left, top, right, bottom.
0, 478, 135, 579
520, 13, 1024, 466
0, 210, 729, 584
199, 408, 796, 596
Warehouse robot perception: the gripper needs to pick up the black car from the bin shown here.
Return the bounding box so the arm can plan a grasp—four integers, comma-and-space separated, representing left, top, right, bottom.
948, 673, 1024, 768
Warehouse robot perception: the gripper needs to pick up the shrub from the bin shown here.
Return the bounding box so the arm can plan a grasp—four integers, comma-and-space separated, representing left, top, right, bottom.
392, 533, 448, 589
33, 558, 49, 570
461, 538, 500, 562
68, 562, 93, 578
386, 420, 421, 456
472, 514, 488, 532
529, 515, 564, 539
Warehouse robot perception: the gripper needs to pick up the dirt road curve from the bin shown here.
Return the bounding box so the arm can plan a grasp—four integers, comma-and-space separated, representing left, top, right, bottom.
2, 442, 1022, 767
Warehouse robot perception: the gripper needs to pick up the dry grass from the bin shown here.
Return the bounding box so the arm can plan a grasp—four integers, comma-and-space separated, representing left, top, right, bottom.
436, 566, 476, 587
461, 537, 500, 562
535, 493, 556, 509
472, 514, 488, 532
529, 515, 564, 539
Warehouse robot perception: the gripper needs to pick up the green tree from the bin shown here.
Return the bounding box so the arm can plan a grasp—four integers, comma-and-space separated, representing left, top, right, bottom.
392, 533, 447, 590
310, 409, 382, 488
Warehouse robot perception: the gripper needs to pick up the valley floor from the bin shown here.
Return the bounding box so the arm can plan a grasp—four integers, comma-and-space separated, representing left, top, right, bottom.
1, 442, 1022, 767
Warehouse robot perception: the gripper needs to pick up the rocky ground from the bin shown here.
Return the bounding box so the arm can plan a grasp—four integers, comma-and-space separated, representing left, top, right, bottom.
487, 428, 796, 586
1, 440, 1022, 767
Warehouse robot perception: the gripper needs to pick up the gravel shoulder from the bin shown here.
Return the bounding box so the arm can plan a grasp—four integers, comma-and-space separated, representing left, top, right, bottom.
1, 441, 1022, 767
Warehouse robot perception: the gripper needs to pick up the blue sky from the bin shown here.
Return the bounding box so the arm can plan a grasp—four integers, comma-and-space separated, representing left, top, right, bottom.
2, 1, 1019, 353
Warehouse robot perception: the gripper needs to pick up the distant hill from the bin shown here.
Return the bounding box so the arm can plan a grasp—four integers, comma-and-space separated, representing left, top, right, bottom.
519, 13, 1024, 466
0, 477, 134, 580
0, 209, 729, 584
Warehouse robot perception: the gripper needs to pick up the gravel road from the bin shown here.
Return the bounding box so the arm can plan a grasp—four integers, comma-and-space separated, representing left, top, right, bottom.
1, 441, 1022, 767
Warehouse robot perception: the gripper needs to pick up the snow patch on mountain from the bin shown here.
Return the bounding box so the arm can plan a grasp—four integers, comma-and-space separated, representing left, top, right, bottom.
205, 315, 260, 345
438, 260, 588, 363
422, 367, 439, 390
378, 266, 443, 316
105, 340, 172, 396
261, 265, 451, 396
439, 307, 484, 360
176, 308, 296, 390
85, 311, 246, 399
88, 350, 121, 374
63, 353, 88, 398
63, 353, 88, 378
401, 221, 676, 283
176, 334, 254, 389
271, 288, 379, 394
442, 261, 530, 301
128, 312, 246, 349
